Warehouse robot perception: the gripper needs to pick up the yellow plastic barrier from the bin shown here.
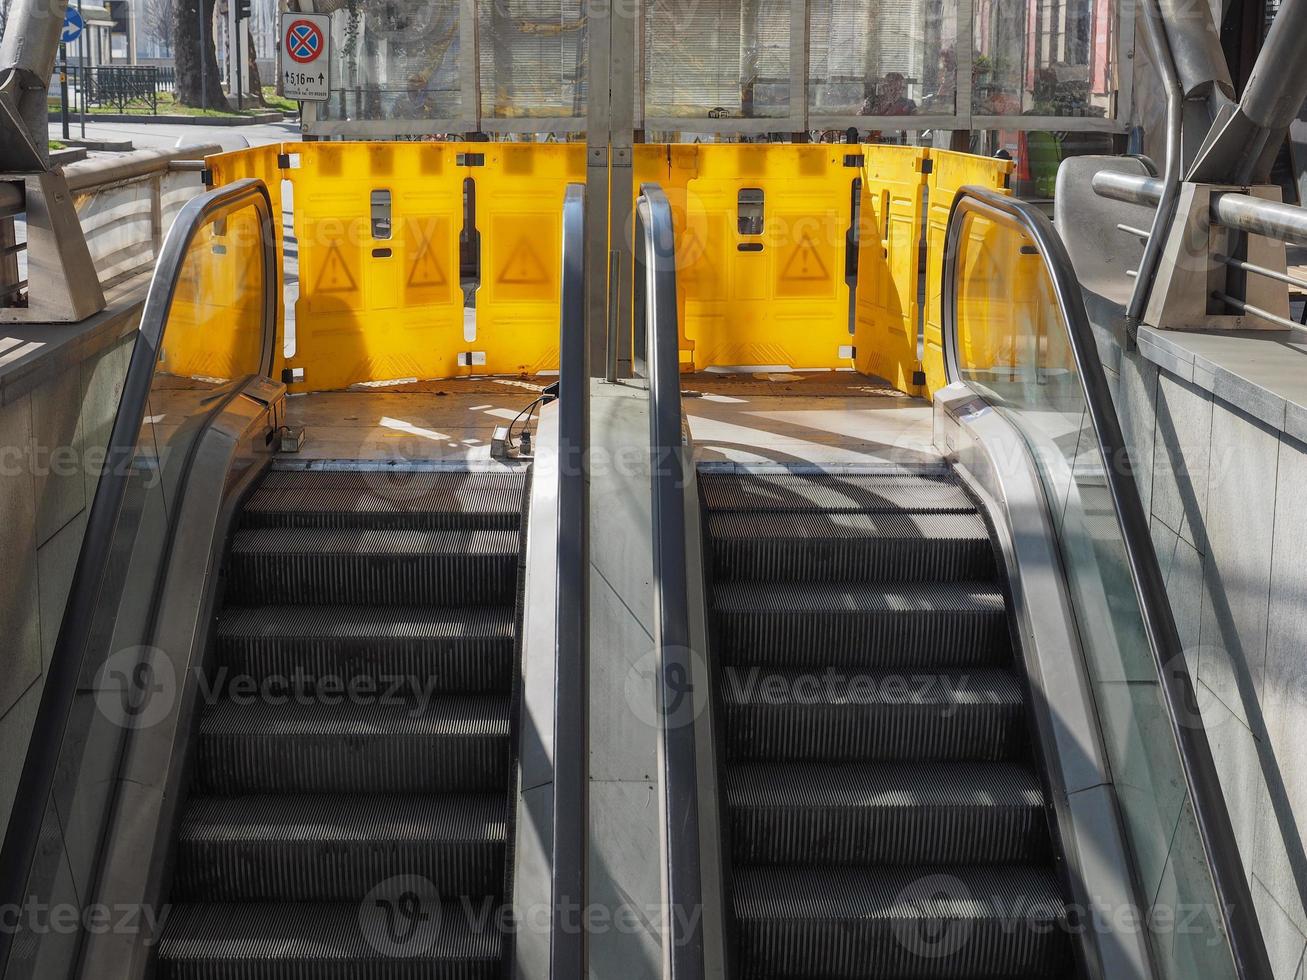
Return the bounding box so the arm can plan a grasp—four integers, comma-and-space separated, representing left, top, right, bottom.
191, 140, 1016, 397
634, 144, 696, 368
159, 203, 269, 383
283, 141, 469, 391
162, 145, 286, 382
676, 144, 861, 370
853, 146, 929, 396
472, 142, 586, 375
921, 149, 1014, 396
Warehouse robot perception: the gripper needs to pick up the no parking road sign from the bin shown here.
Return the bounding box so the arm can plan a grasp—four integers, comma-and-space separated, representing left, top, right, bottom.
280, 12, 330, 102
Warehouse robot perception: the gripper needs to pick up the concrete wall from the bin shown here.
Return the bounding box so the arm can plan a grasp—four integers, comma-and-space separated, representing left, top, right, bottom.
0, 306, 140, 833
1103, 339, 1307, 979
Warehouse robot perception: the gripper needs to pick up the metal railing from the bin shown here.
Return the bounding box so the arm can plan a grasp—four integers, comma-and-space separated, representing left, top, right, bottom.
62, 64, 162, 113
551, 181, 589, 980
0, 177, 277, 976
0, 145, 219, 308
943, 183, 1275, 980
633, 182, 705, 980
1094, 170, 1307, 327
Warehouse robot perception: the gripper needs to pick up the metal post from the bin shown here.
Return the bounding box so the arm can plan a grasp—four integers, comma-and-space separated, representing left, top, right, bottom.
60, 43, 70, 140
77, 0, 86, 138
1189, 0, 1307, 183
198, 0, 208, 110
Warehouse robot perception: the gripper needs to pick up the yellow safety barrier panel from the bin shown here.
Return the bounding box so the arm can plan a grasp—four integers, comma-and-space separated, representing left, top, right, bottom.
163, 144, 286, 382
283, 141, 468, 391
954, 211, 1070, 380
675, 144, 861, 370
472, 142, 586, 376
921, 149, 1014, 397
159, 201, 268, 383
190, 140, 1019, 397
634, 144, 696, 368
853, 146, 929, 396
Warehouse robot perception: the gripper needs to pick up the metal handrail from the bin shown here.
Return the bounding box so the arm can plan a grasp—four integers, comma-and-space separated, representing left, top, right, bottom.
941, 184, 1274, 980
1126, 0, 1183, 336
551, 182, 589, 980
1095, 171, 1307, 249
0, 177, 277, 975
633, 182, 705, 980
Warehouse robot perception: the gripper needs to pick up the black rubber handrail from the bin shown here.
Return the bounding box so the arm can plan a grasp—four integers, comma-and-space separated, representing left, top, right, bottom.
551, 182, 589, 980
633, 183, 705, 980
941, 184, 1274, 980
0, 177, 277, 976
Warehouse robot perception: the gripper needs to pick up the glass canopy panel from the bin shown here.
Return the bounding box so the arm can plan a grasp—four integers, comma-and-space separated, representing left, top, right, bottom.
643, 0, 792, 119
972, 0, 1117, 117
315, 0, 464, 123
808, 0, 959, 117
479, 0, 587, 118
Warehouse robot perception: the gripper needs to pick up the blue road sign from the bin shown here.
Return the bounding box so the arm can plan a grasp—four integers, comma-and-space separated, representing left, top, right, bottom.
61, 7, 84, 43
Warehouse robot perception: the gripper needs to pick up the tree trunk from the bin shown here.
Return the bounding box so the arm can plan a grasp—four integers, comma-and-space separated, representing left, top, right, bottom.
173, 0, 231, 111
246, 26, 266, 105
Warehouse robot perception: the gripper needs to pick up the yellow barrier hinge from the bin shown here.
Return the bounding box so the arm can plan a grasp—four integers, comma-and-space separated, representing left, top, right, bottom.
919, 158, 933, 175
277, 152, 291, 170
457, 153, 486, 167
200, 168, 213, 186
843, 153, 865, 168
912, 364, 927, 387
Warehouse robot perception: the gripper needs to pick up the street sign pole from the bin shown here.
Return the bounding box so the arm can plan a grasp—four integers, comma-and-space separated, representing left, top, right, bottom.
59, 43, 70, 141
77, 0, 86, 138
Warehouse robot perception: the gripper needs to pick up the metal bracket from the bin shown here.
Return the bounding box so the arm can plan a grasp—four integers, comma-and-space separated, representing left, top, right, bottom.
0, 172, 106, 323
457, 153, 486, 167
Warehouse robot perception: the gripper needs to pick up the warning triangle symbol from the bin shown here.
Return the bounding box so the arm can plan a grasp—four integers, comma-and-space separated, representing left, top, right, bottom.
498, 238, 548, 286
315, 243, 357, 293
678, 226, 711, 276
780, 232, 830, 282
407, 233, 447, 288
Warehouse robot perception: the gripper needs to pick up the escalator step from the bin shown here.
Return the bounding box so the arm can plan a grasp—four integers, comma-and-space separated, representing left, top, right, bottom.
719, 669, 1027, 762
173, 794, 506, 901
243, 471, 525, 531
699, 469, 975, 514
731, 865, 1072, 979
215, 606, 515, 693
707, 511, 994, 583
226, 528, 520, 605
156, 901, 504, 980
196, 697, 510, 794
712, 581, 1008, 669
726, 762, 1049, 865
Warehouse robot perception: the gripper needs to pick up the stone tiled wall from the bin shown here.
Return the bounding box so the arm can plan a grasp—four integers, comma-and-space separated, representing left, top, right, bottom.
1105, 341, 1307, 979
0, 326, 136, 829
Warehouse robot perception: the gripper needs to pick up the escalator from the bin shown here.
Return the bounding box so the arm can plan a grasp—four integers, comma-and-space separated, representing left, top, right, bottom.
0, 178, 589, 980
700, 467, 1072, 977
632, 180, 1276, 980
155, 467, 525, 978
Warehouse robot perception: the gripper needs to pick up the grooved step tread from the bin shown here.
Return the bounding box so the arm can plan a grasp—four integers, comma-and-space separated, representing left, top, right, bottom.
173, 795, 507, 902
726, 762, 1050, 865
700, 470, 974, 515
725, 761, 1043, 809
231, 527, 520, 557
719, 669, 1023, 709
217, 606, 516, 641
707, 510, 989, 542
179, 794, 507, 844
731, 866, 1072, 979
200, 697, 511, 738
732, 864, 1066, 922
245, 472, 525, 525
714, 581, 1005, 615
157, 901, 504, 974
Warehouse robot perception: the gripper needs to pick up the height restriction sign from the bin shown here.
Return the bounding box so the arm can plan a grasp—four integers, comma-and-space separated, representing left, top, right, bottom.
280, 12, 330, 102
